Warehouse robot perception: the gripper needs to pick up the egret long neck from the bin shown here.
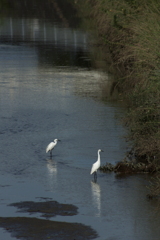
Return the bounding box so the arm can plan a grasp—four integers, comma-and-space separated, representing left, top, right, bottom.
97, 151, 101, 163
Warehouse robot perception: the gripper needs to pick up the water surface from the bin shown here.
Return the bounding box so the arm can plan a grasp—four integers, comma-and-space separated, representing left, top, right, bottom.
0, 3, 160, 240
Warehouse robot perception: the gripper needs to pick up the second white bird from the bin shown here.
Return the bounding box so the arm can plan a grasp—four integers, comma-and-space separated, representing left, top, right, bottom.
90, 149, 103, 181
46, 139, 59, 157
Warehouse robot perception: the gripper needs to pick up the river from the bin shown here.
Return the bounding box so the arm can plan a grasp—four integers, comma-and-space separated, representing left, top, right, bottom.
0, 1, 160, 240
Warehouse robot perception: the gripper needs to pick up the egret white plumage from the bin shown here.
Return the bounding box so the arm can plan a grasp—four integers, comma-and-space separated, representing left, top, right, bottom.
46, 139, 59, 157
90, 149, 103, 181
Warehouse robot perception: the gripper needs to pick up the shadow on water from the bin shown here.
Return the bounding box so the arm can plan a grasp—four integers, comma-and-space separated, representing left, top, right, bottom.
8, 200, 79, 218
0, 217, 98, 240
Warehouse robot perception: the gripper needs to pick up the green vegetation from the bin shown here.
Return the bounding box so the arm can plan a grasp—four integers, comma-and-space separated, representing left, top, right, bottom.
75, 0, 160, 198
77, 0, 160, 163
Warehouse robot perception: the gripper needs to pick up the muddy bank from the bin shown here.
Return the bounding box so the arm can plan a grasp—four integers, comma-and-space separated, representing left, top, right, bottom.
9, 200, 78, 218
100, 160, 160, 174
76, 0, 160, 162
0, 217, 97, 240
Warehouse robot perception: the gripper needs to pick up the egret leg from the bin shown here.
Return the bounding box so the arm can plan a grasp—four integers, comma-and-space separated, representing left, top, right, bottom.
50, 151, 52, 158
94, 172, 97, 182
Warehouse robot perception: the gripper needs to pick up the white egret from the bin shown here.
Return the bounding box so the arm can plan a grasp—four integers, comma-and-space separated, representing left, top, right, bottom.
46, 139, 60, 157
90, 149, 103, 181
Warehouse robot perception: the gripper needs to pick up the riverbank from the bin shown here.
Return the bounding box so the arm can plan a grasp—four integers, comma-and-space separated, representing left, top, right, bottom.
76, 0, 160, 163
73, 0, 160, 198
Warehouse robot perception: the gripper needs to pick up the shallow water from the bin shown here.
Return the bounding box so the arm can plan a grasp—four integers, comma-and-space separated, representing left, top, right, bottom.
0, 3, 160, 240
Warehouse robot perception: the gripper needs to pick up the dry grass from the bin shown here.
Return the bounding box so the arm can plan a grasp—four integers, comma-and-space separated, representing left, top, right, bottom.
78, 0, 160, 162
76, 0, 160, 197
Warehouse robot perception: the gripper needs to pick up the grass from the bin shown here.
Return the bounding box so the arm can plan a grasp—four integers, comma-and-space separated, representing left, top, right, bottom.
75, 0, 160, 198
77, 0, 160, 163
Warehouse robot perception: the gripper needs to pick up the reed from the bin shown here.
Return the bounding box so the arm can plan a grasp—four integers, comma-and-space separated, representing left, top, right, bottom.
77, 0, 160, 162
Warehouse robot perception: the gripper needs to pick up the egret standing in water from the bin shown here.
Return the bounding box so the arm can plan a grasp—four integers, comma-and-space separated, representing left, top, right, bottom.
90, 149, 103, 181
46, 139, 60, 157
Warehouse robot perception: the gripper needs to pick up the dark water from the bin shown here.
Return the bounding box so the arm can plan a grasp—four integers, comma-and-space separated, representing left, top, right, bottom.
0, 1, 160, 240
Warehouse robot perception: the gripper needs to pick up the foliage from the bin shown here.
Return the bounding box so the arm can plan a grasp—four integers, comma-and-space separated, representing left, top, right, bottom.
77, 0, 160, 162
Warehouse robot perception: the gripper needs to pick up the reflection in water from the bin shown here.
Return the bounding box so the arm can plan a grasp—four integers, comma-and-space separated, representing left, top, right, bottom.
10, 18, 13, 39
0, 18, 90, 69
46, 159, 57, 191
0, 18, 88, 51
91, 181, 101, 217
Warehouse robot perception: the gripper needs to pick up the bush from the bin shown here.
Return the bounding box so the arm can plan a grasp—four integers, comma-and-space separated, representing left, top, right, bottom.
78, 0, 160, 162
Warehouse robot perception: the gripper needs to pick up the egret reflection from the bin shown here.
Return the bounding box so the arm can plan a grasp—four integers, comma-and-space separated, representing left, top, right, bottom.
91, 180, 101, 217
46, 158, 57, 190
